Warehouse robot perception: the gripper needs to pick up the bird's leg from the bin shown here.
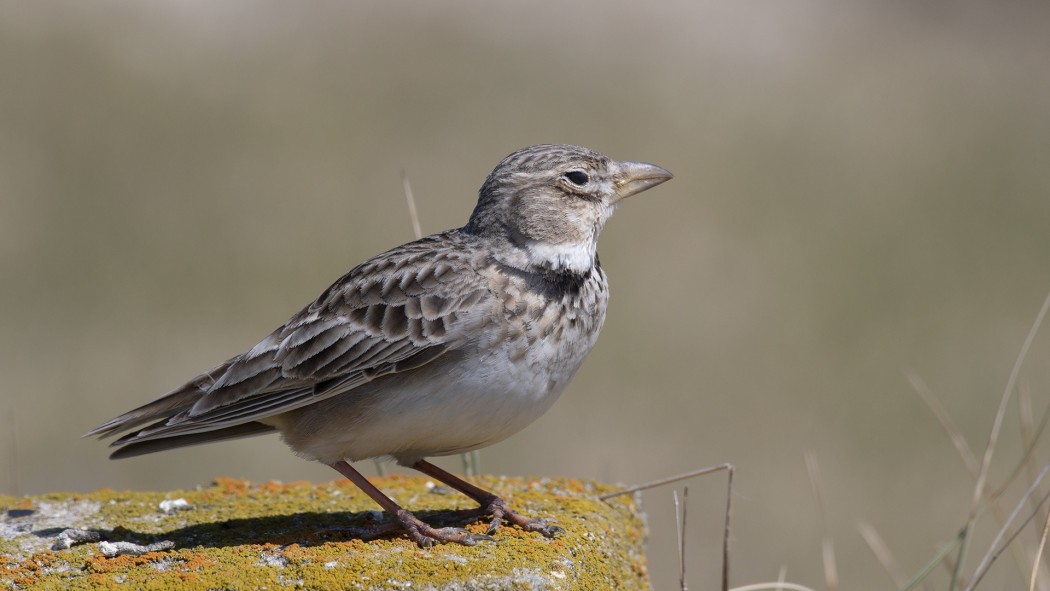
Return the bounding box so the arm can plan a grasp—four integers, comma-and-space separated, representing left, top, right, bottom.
410, 460, 564, 538
327, 460, 494, 547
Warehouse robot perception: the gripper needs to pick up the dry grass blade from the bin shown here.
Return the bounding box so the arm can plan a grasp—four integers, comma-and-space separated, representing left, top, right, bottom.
599, 464, 734, 591
1020, 381, 1037, 481
955, 289, 1050, 590
909, 369, 1042, 584
856, 520, 907, 589
722, 466, 734, 591
990, 400, 1050, 499
1030, 505, 1050, 591
6, 401, 18, 496
597, 464, 734, 500
901, 528, 965, 591
911, 368, 1050, 583
966, 462, 1050, 590
906, 371, 979, 474
969, 485, 1050, 590
401, 172, 423, 241
459, 450, 481, 477
943, 552, 966, 588
674, 487, 689, 591
804, 451, 838, 591
1019, 381, 1050, 590
729, 583, 817, 591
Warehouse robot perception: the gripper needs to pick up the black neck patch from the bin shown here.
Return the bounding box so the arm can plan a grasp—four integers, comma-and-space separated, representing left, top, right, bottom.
494, 256, 602, 301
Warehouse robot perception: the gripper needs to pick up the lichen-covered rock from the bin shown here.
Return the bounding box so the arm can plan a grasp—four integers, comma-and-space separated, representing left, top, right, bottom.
0, 476, 648, 590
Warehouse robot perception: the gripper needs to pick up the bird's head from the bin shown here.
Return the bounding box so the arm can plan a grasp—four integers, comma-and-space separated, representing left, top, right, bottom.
465, 144, 672, 275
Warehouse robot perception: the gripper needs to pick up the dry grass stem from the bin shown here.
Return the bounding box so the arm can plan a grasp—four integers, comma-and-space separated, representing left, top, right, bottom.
906, 371, 979, 474
955, 289, 1050, 589
856, 520, 907, 588
909, 368, 1043, 580
901, 529, 965, 591
459, 450, 481, 477
722, 466, 734, 591
1020, 381, 1037, 482
969, 484, 1050, 590
674, 487, 689, 591
1019, 381, 1050, 590
728, 583, 817, 591
597, 464, 734, 500
894, 531, 961, 591
598, 463, 734, 591
401, 172, 423, 241
942, 551, 966, 589
991, 401, 1050, 499
804, 451, 838, 591
6, 401, 18, 496
966, 462, 1050, 590
1029, 505, 1050, 591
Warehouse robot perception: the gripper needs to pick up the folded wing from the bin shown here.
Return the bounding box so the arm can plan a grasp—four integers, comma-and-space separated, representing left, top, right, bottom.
86, 232, 492, 456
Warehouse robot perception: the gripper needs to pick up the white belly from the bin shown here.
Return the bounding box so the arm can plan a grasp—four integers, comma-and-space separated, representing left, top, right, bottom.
270, 320, 601, 465
270, 259, 610, 465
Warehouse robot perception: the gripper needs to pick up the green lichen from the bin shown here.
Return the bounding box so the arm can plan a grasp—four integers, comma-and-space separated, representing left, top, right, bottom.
1, 477, 648, 590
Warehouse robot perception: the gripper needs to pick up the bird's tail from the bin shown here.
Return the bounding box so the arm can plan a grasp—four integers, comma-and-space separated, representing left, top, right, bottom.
84, 360, 278, 458
106, 422, 276, 459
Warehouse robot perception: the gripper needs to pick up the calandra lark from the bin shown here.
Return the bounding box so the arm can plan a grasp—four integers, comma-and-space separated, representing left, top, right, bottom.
88, 144, 673, 546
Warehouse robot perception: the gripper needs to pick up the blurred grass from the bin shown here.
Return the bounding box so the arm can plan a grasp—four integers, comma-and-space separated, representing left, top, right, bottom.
2, 1, 1050, 589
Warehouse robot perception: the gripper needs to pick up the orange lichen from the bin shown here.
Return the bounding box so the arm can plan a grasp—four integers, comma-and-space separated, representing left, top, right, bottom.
212, 476, 251, 496
1, 476, 648, 590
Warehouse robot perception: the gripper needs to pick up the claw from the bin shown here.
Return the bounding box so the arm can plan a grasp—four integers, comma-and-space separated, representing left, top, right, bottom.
406, 461, 565, 542
518, 517, 564, 538
428, 527, 494, 547
396, 510, 497, 547
535, 524, 565, 538
485, 519, 500, 536
478, 495, 563, 538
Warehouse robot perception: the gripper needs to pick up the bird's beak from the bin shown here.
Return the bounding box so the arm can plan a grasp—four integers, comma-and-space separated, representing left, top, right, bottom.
612, 161, 674, 203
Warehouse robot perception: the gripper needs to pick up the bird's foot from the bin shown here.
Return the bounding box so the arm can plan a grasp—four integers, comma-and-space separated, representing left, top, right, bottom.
477, 495, 564, 538
395, 509, 495, 548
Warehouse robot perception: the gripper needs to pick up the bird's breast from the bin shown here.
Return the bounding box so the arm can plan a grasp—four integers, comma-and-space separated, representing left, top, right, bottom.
273, 264, 610, 464
481, 263, 609, 381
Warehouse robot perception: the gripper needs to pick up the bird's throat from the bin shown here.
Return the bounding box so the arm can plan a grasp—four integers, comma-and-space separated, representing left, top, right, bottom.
523, 238, 596, 276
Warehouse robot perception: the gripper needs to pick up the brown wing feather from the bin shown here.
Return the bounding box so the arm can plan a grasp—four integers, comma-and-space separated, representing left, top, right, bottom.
89, 230, 494, 450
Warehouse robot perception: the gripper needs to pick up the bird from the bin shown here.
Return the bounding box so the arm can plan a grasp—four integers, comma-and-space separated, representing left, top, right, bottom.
86, 144, 673, 547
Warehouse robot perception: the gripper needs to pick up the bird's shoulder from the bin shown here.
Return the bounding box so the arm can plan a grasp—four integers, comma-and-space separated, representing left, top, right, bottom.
266, 230, 498, 376
305, 229, 494, 321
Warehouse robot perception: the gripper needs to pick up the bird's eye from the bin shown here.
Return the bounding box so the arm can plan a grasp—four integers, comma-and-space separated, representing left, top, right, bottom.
564, 170, 589, 186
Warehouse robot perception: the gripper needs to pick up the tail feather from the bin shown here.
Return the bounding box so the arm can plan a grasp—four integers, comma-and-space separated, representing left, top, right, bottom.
85, 387, 201, 439
84, 361, 234, 440
108, 422, 277, 459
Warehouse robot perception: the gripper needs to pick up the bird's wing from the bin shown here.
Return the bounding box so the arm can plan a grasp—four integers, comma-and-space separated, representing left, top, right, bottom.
92, 232, 494, 445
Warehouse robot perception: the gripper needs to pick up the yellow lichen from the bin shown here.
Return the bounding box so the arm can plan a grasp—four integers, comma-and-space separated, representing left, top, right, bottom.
1, 477, 648, 590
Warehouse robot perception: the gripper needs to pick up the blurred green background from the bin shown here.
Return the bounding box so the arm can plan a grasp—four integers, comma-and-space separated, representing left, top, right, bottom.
3, 1, 1050, 589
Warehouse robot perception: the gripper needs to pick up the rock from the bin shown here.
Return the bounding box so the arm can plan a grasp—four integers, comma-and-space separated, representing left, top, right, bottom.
0, 476, 648, 590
